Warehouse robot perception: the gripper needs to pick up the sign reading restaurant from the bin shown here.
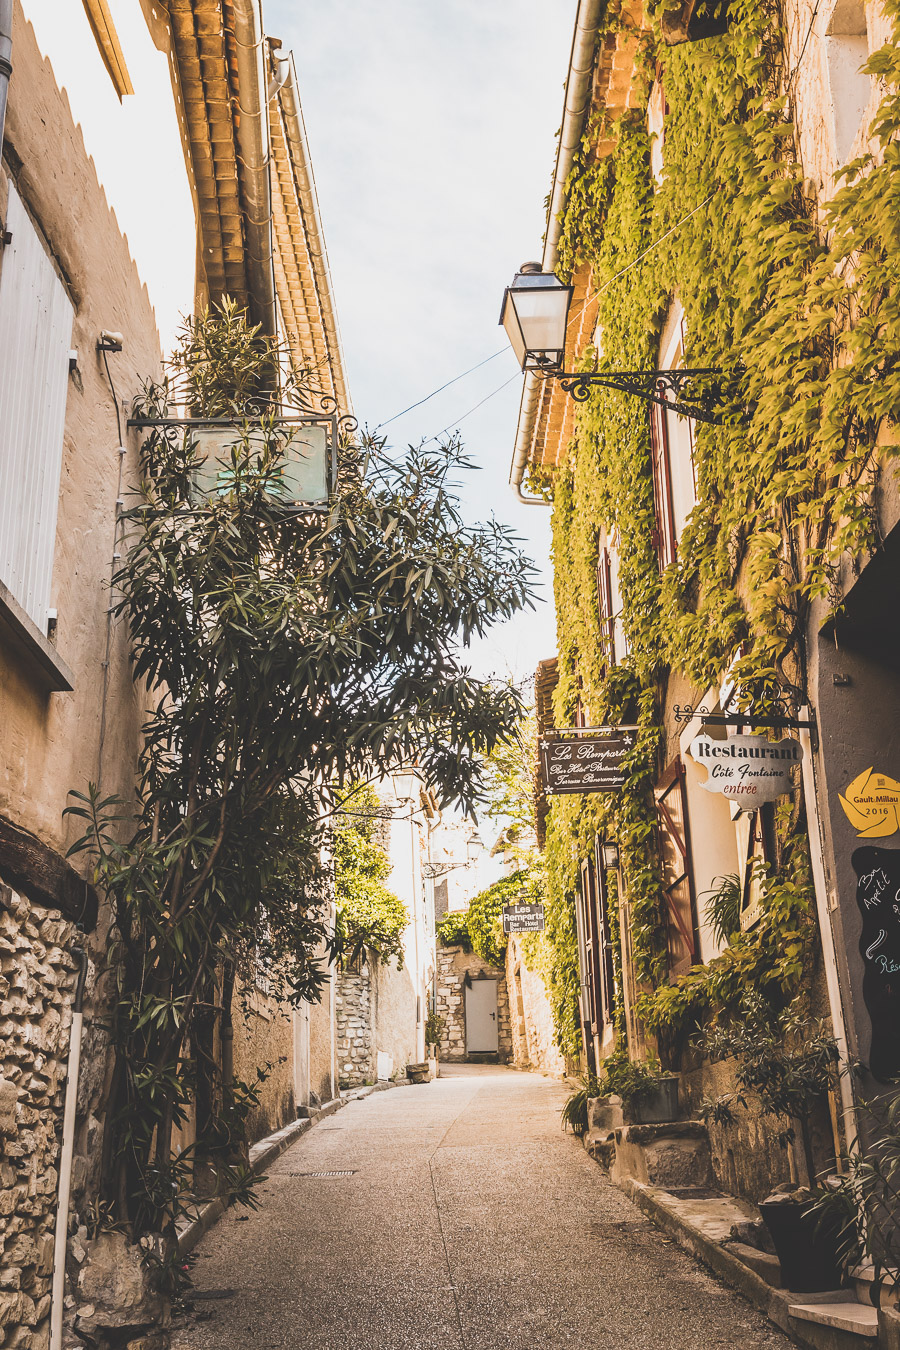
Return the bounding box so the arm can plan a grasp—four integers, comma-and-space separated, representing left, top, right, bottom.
539, 727, 637, 795
689, 733, 803, 802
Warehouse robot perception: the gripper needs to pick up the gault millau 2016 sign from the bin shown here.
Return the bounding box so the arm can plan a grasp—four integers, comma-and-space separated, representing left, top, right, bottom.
539, 729, 637, 795
688, 733, 803, 802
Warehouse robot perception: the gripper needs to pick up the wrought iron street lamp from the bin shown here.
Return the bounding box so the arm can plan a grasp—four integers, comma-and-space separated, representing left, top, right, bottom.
600, 841, 620, 872
500, 262, 729, 425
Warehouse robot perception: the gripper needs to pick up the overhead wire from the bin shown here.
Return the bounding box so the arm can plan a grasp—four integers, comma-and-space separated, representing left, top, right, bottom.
374, 348, 509, 430
425, 372, 521, 444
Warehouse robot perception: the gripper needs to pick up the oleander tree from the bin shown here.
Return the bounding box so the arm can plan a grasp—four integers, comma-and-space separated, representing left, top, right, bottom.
67, 302, 534, 1256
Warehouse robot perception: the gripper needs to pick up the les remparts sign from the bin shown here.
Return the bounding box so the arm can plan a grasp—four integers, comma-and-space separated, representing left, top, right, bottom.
688, 733, 803, 803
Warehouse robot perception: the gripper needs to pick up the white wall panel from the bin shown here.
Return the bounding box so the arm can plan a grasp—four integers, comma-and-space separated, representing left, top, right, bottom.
0, 183, 74, 629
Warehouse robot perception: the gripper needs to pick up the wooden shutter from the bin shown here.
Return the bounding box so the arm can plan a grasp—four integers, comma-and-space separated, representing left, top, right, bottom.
655, 760, 699, 980
593, 836, 617, 1026
0, 184, 74, 629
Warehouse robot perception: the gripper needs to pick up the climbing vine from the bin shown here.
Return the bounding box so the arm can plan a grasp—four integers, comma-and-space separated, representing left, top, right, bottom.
538, 0, 900, 1047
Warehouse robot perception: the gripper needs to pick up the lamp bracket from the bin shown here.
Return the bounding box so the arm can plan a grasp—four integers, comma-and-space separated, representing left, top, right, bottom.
536, 364, 730, 425
673, 702, 816, 731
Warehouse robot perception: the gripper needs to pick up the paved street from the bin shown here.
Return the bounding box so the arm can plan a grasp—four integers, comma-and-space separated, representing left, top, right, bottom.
172, 1065, 791, 1350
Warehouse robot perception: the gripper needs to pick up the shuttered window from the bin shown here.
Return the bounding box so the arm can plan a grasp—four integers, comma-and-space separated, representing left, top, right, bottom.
596, 545, 616, 667
0, 184, 74, 630
655, 760, 699, 980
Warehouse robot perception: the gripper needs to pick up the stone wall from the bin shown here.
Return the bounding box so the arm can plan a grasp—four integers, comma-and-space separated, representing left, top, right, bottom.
505, 937, 566, 1075
434, 945, 512, 1063
335, 969, 373, 1088
0, 882, 76, 1350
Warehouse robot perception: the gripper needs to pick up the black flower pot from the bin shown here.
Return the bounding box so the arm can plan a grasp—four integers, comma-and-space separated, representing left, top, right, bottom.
759, 1197, 844, 1293
624, 1076, 680, 1125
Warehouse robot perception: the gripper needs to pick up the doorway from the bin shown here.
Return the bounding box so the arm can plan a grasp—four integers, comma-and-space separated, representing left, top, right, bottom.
465, 978, 499, 1055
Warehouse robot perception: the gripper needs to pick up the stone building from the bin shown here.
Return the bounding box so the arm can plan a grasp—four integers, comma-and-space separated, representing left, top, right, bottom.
434, 944, 513, 1064
335, 773, 441, 1088
502, 0, 900, 1211
0, 3, 349, 1346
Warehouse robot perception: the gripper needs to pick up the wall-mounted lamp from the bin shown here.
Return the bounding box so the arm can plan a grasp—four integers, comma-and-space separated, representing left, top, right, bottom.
600, 841, 620, 871
500, 263, 729, 425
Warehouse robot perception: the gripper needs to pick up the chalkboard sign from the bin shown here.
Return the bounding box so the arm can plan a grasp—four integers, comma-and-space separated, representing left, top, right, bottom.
539, 729, 637, 795
502, 903, 545, 934
852, 846, 900, 1083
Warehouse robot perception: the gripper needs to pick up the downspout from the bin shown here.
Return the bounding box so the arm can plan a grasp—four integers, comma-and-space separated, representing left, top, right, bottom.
50, 947, 88, 1350
231, 0, 276, 337
0, 0, 12, 157
798, 712, 858, 1156
510, 0, 604, 504
278, 55, 350, 414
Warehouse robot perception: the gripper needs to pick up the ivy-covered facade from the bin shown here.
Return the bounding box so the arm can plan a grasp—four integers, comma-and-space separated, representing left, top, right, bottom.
516, 0, 900, 1200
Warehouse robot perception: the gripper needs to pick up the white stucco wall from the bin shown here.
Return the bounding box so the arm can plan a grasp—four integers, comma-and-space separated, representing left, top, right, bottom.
22, 0, 197, 351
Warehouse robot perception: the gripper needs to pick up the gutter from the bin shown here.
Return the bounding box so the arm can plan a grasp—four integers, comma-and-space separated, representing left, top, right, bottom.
277, 54, 350, 414
0, 0, 12, 155
510, 0, 604, 504
231, 0, 276, 336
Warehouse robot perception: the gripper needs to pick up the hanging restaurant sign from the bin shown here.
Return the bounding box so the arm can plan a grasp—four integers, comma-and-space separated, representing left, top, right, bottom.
502, 903, 545, 934
689, 733, 803, 802
539, 727, 637, 795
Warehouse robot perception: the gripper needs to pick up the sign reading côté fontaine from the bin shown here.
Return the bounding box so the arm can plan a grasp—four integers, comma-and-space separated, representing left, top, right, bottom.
688, 733, 803, 802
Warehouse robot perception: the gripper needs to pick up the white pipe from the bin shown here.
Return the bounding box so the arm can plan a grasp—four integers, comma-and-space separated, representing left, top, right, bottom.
0, 0, 12, 155
278, 56, 351, 415
50, 949, 87, 1350
798, 712, 857, 1155
509, 0, 605, 499
231, 0, 276, 337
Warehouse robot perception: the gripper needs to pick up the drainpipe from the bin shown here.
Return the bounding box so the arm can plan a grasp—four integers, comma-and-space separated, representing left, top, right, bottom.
50, 947, 88, 1350
0, 0, 12, 156
509, 0, 605, 504
231, 0, 276, 337
798, 711, 857, 1156
277, 55, 350, 414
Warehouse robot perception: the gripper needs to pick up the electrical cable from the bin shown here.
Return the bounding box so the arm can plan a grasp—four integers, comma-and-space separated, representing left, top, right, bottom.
567, 189, 720, 326
425, 371, 521, 444
786, 0, 823, 94
374, 348, 509, 431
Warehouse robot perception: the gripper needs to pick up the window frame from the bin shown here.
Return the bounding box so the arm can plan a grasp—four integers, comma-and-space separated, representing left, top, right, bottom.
655, 758, 700, 980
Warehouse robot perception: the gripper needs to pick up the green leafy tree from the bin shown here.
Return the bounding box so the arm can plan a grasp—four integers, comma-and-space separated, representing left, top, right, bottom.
67, 302, 534, 1256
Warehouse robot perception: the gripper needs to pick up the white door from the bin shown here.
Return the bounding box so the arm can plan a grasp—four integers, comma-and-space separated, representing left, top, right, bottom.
465, 979, 499, 1054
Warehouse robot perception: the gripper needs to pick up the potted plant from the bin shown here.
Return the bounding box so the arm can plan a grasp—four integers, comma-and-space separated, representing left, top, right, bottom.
809, 1092, 900, 1310
561, 1070, 603, 1137
697, 995, 843, 1292
599, 1053, 680, 1125
424, 1009, 445, 1058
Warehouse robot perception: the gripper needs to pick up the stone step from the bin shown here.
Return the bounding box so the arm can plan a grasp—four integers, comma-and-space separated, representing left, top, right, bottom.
788, 1300, 879, 1339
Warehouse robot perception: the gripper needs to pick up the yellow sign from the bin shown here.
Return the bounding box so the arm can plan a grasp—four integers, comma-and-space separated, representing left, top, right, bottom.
838, 768, 900, 838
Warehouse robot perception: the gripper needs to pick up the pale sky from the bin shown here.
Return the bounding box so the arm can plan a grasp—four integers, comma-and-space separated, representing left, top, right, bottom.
270, 0, 577, 688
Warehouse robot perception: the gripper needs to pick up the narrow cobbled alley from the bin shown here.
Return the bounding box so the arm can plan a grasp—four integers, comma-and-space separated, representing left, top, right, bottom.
172, 1067, 791, 1350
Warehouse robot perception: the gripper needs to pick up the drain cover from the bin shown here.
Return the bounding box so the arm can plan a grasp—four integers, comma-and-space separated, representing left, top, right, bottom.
291, 1169, 357, 1178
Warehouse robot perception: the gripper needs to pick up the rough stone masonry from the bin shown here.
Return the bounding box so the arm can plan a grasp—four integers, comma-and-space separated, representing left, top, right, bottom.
0, 882, 75, 1350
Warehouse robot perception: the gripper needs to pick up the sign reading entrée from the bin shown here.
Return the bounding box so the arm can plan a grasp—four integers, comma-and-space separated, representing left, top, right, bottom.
539, 728, 637, 795
689, 733, 802, 802
502, 903, 545, 934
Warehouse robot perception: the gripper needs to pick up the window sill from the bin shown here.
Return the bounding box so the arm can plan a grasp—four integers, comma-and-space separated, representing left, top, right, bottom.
0, 579, 74, 691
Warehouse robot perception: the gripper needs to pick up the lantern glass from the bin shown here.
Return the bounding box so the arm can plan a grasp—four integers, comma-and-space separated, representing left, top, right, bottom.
600, 841, 620, 871
392, 768, 419, 803
499, 267, 573, 372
